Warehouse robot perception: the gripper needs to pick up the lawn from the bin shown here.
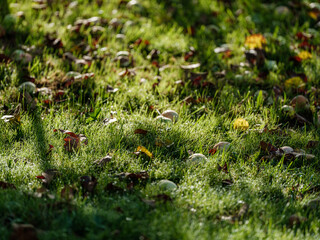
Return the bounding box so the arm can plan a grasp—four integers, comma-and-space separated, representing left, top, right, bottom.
1, 0, 320, 239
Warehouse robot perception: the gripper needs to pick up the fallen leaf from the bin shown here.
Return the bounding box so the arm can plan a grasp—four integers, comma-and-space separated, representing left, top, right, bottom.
94, 155, 112, 167
136, 146, 153, 158
260, 141, 278, 153
0, 181, 16, 190
118, 171, 149, 181
134, 129, 148, 135
80, 176, 97, 194
217, 162, 229, 174
221, 203, 249, 223
233, 118, 249, 131
288, 215, 307, 228
36, 169, 59, 185
105, 182, 124, 193
61, 185, 76, 200
245, 34, 266, 49
306, 141, 319, 149
10, 223, 38, 240
54, 129, 88, 152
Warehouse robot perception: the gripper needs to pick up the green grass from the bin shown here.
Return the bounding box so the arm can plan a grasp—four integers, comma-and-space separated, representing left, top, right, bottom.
1, 0, 320, 239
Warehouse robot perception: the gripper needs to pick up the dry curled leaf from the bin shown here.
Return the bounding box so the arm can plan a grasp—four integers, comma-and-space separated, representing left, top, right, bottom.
136, 146, 153, 158
221, 203, 249, 223
54, 129, 88, 152
0, 181, 16, 190
217, 162, 229, 174
80, 176, 97, 194
94, 154, 112, 167
61, 185, 76, 200
118, 171, 149, 181
306, 141, 319, 149
260, 141, 278, 153
36, 169, 59, 185
288, 215, 307, 228
134, 129, 148, 135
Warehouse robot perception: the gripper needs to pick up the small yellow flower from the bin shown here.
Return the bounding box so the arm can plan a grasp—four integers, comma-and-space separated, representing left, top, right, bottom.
234, 118, 249, 131
297, 51, 312, 60
245, 34, 267, 49
284, 77, 305, 89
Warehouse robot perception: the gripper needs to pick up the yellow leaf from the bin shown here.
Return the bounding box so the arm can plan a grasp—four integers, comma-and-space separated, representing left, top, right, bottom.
234, 118, 249, 131
137, 146, 153, 158
308, 11, 319, 20
245, 34, 266, 49
284, 77, 305, 89
297, 51, 312, 60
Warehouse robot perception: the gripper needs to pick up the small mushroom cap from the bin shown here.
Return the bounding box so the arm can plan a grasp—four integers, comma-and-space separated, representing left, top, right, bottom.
155, 115, 172, 123
158, 180, 177, 191
162, 110, 179, 122
213, 142, 231, 151
290, 95, 309, 111
19, 81, 36, 94
187, 153, 208, 163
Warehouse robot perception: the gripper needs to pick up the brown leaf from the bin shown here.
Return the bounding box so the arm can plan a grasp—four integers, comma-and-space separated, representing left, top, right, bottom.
36, 169, 59, 185
61, 185, 76, 200
105, 182, 124, 193
80, 176, 97, 194
288, 215, 307, 228
217, 163, 229, 174
10, 223, 38, 240
221, 203, 249, 223
54, 129, 88, 152
118, 171, 149, 181
306, 141, 319, 149
94, 155, 112, 167
153, 194, 172, 203
142, 198, 156, 207
134, 129, 148, 135
0, 181, 16, 190
260, 141, 278, 153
